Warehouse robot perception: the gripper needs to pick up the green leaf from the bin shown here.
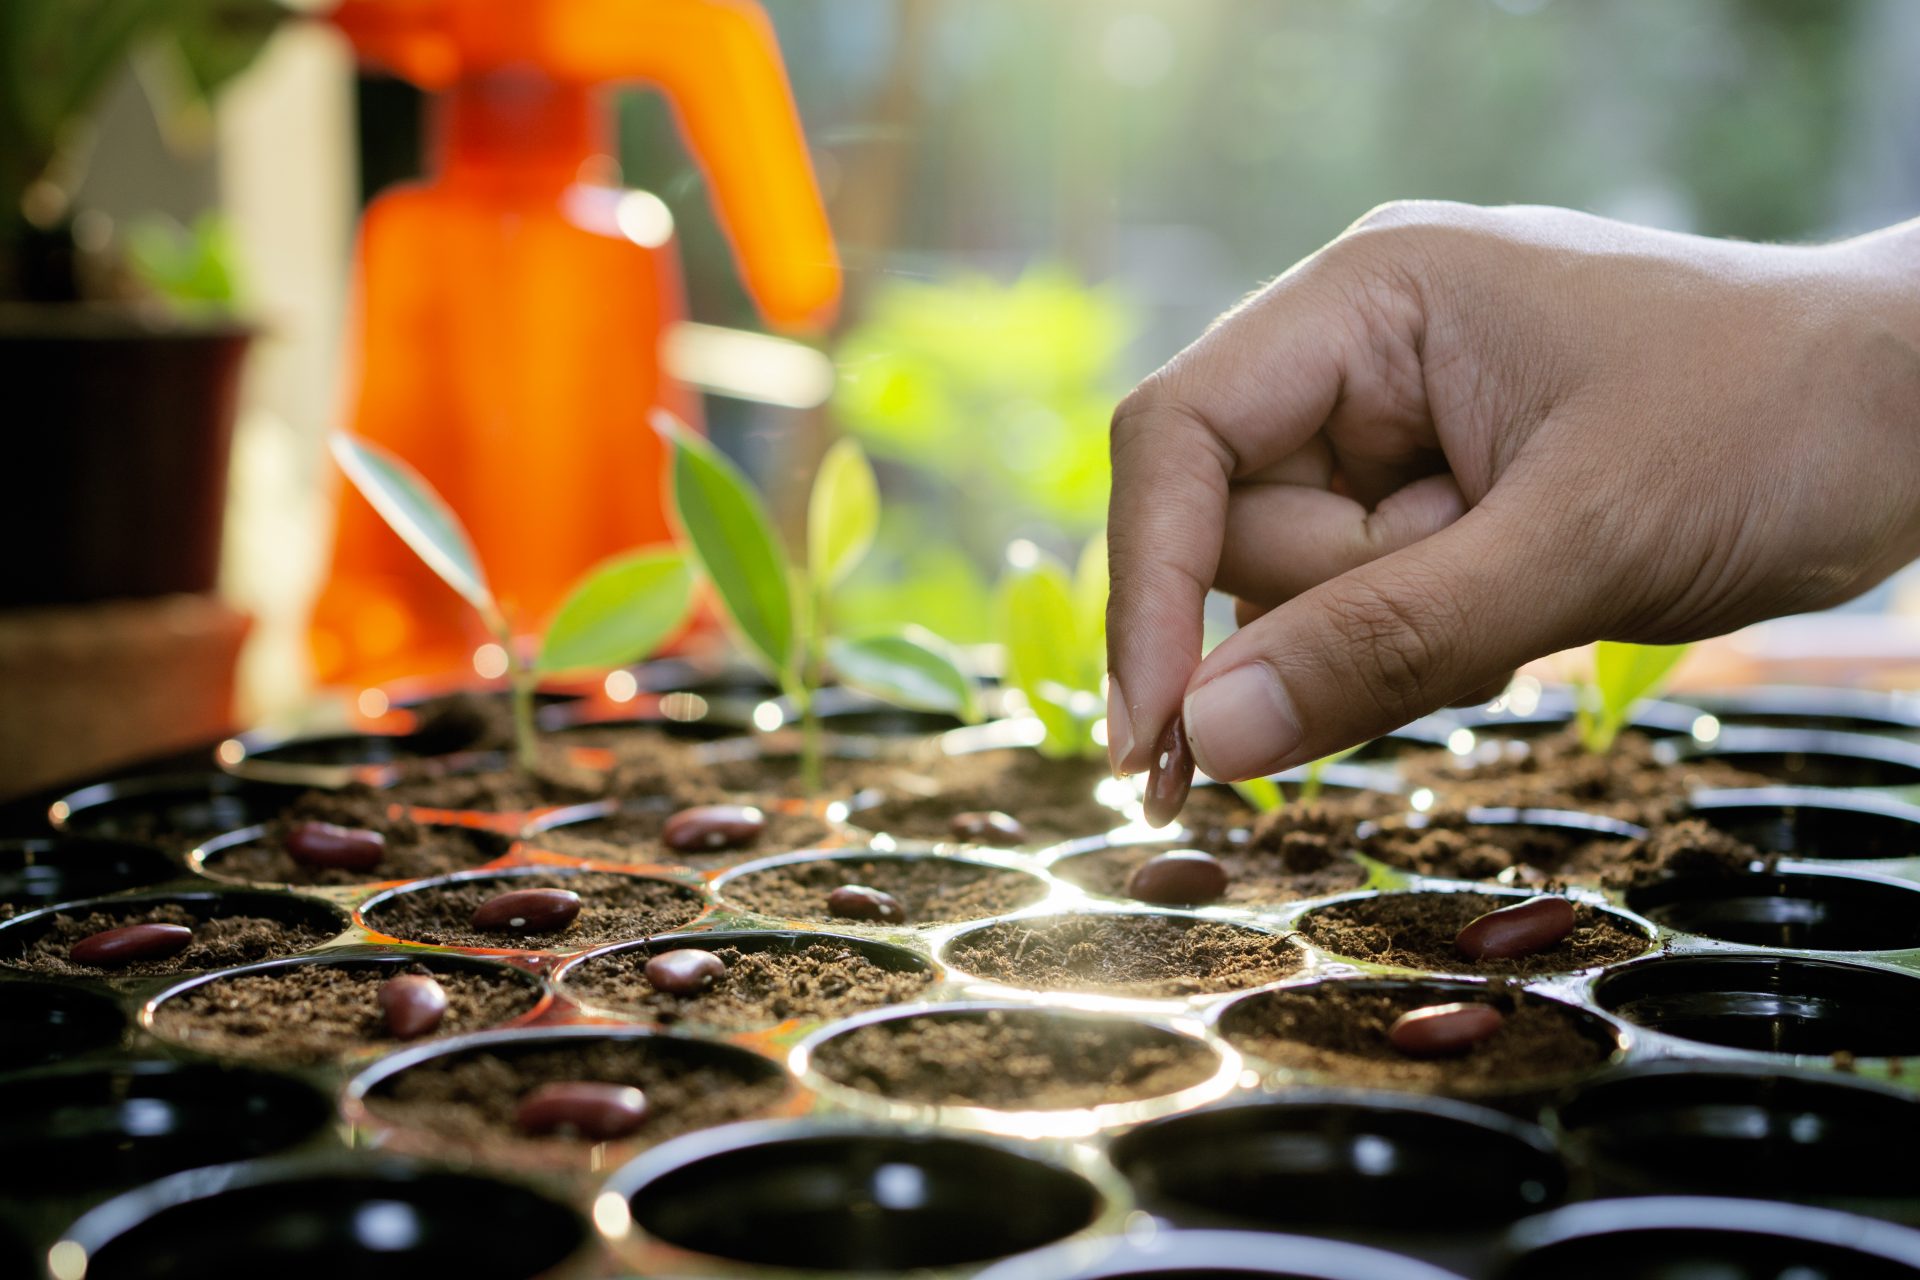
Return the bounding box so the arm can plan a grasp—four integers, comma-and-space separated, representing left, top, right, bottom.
997, 557, 1097, 757
655, 411, 795, 677
536, 548, 692, 675
828, 629, 978, 721
1582, 641, 1692, 753
1231, 776, 1284, 814
330, 433, 498, 626
807, 437, 879, 590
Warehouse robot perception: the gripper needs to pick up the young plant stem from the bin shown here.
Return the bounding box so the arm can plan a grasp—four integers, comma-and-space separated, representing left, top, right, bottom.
792, 581, 830, 795
509, 658, 539, 774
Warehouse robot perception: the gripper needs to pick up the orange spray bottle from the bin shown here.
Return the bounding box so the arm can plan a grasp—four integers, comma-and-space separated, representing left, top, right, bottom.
311, 0, 839, 690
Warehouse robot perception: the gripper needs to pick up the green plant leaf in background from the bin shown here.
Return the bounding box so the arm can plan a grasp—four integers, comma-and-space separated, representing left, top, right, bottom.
536, 548, 692, 676
331, 432, 499, 628
1579, 640, 1692, 754
997, 555, 1095, 758
807, 437, 878, 590
1230, 776, 1284, 814
828, 628, 978, 721
125, 211, 237, 307
656, 411, 796, 679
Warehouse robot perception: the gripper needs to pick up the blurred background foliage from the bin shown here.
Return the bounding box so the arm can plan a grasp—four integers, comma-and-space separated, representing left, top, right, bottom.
607, 0, 1897, 643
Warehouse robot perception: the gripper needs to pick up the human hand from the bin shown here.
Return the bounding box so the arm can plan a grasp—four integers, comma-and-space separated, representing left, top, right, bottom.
1106, 202, 1920, 812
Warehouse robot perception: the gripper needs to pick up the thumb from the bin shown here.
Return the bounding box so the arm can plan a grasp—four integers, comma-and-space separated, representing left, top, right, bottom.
1181, 494, 1587, 781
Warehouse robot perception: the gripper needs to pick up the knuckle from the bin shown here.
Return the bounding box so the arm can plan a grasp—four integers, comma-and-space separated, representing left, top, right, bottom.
1316, 574, 1459, 720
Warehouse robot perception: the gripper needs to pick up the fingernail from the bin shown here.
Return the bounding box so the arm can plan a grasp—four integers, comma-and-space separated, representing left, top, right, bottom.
1106, 677, 1137, 777
1143, 714, 1194, 828
1184, 663, 1304, 782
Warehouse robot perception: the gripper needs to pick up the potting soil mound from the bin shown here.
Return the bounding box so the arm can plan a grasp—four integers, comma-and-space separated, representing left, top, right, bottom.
1300, 891, 1650, 976
151, 961, 539, 1063
364, 1038, 787, 1149
362, 870, 704, 949
812, 1008, 1217, 1109
851, 750, 1125, 844
7, 902, 337, 978
947, 914, 1302, 998
1398, 729, 1769, 824
1219, 982, 1613, 1092
1357, 813, 1630, 886
563, 942, 933, 1028
723, 855, 1046, 925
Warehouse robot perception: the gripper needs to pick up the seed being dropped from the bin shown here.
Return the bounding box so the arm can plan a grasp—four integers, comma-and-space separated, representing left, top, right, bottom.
827, 884, 909, 924
1455, 896, 1577, 961
949, 811, 1029, 846
644, 948, 727, 995
662, 805, 766, 853
1126, 850, 1230, 905
69, 922, 193, 967
470, 887, 582, 934
378, 972, 449, 1039
285, 821, 386, 871
514, 1081, 649, 1140
1143, 715, 1195, 828
1388, 1002, 1505, 1058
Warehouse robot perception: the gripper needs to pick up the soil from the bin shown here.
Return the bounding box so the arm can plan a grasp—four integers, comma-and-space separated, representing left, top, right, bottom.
201, 793, 505, 886
361, 871, 706, 949
1218, 982, 1614, 1092
149, 961, 541, 1063
946, 914, 1303, 998
6, 902, 339, 978
1356, 814, 1767, 893
360, 728, 704, 814
529, 803, 834, 872
407, 690, 522, 754
1299, 891, 1652, 976
849, 750, 1126, 844
562, 941, 935, 1028
1397, 729, 1770, 825
721, 855, 1047, 926
811, 1008, 1218, 1110
1055, 840, 1369, 907
363, 1037, 789, 1150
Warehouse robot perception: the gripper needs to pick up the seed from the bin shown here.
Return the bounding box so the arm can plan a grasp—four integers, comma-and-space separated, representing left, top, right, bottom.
662, 805, 766, 853
1143, 715, 1195, 828
949, 811, 1029, 846
1125, 850, 1230, 905
644, 948, 727, 995
827, 884, 909, 924
1455, 896, 1577, 961
285, 821, 387, 871
513, 1081, 649, 1140
1388, 1002, 1506, 1057
69, 922, 193, 967
378, 972, 449, 1039
470, 887, 582, 934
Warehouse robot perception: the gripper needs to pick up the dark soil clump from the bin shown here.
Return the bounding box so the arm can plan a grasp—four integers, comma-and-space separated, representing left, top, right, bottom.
363, 871, 705, 949
1398, 729, 1769, 825
947, 914, 1302, 998
812, 1008, 1218, 1109
363, 728, 705, 814
722, 855, 1046, 926
1357, 813, 1631, 887
1300, 891, 1651, 976
7, 902, 339, 977
531, 804, 833, 871
563, 942, 934, 1028
1219, 982, 1614, 1092
151, 961, 540, 1063
203, 794, 504, 886
1594, 819, 1769, 894
364, 1037, 788, 1150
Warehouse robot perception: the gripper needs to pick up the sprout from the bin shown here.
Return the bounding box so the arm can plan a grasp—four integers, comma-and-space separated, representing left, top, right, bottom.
656, 413, 977, 792
1576, 641, 1693, 754
994, 536, 1108, 760
331, 433, 693, 771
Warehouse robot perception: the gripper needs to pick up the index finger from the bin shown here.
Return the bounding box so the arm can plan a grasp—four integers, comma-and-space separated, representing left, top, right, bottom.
1103, 259, 1399, 775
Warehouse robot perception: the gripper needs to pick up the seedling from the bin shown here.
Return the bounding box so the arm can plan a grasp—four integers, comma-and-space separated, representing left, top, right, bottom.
1228, 744, 1363, 814
655, 413, 978, 792
332, 433, 693, 771
1575, 641, 1693, 754
994, 537, 1107, 759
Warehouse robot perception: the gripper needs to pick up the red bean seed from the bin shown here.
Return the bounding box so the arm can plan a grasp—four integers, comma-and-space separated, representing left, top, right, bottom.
285, 821, 387, 871
1125, 850, 1230, 905
1143, 716, 1195, 828
662, 805, 766, 853
69, 923, 193, 967
470, 887, 582, 934
378, 972, 449, 1039
1455, 896, 1578, 961
644, 948, 727, 995
513, 1081, 649, 1140
949, 811, 1030, 846
827, 884, 909, 924
1388, 1002, 1506, 1058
